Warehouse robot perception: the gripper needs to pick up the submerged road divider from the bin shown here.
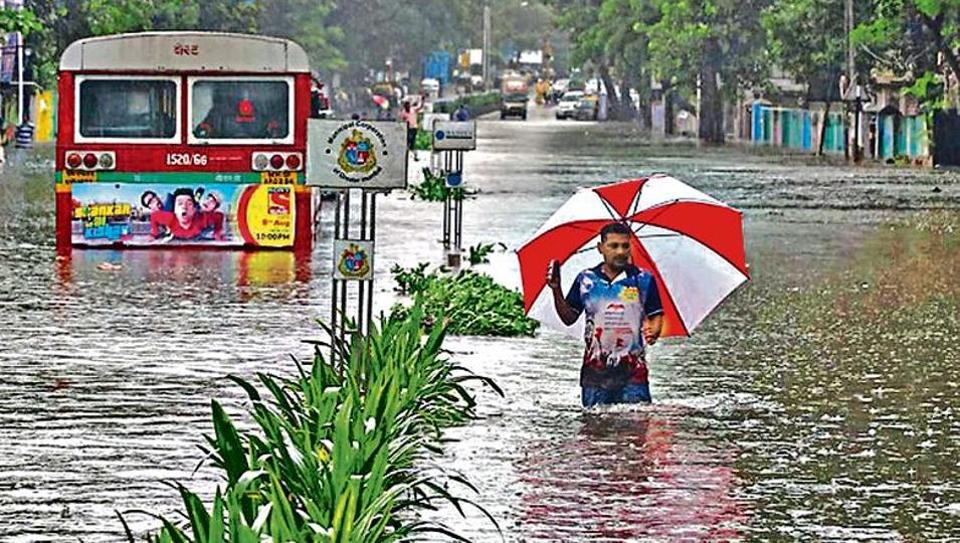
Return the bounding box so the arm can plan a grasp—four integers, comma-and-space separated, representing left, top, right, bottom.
120, 304, 503, 542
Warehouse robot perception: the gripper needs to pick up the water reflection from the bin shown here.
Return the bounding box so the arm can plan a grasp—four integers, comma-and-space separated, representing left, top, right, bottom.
53, 248, 312, 301
517, 409, 744, 541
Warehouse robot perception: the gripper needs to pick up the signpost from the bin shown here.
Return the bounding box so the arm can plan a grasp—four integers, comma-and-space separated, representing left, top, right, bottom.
432, 120, 477, 267
307, 119, 407, 360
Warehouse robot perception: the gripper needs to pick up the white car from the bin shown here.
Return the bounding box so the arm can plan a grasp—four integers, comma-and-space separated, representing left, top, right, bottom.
421, 78, 440, 99
555, 91, 584, 119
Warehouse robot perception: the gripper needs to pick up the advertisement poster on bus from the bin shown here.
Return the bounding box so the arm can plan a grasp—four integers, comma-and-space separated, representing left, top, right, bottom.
70, 183, 295, 247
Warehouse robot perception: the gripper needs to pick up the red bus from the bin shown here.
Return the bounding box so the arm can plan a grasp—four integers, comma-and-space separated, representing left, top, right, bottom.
56, 32, 313, 251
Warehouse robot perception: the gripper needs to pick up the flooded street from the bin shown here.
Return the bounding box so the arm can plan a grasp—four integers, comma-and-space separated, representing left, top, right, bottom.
2, 105, 960, 541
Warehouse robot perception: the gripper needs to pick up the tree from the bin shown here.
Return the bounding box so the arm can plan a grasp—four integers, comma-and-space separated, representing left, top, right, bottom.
554, 0, 632, 119
0, 6, 43, 36
645, 0, 772, 143
24, 0, 264, 88
763, 0, 854, 154
259, 0, 344, 75
852, 0, 960, 113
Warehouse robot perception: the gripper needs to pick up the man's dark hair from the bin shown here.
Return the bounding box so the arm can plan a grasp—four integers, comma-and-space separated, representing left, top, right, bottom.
140, 190, 158, 207
172, 187, 196, 205
600, 222, 632, 242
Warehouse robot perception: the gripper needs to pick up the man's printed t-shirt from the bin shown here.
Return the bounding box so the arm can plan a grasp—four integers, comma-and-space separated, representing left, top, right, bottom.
565, 264, 664, 390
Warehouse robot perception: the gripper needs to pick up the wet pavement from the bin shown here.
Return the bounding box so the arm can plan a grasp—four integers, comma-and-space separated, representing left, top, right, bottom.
1, 103, 959, 541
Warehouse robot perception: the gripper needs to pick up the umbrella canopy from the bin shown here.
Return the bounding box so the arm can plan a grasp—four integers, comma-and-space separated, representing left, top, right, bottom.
372, 94, 390, 109
518, 175, 748, 338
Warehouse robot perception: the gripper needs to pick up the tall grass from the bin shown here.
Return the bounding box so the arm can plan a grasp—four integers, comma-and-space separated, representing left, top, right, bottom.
121, 305, 502, 542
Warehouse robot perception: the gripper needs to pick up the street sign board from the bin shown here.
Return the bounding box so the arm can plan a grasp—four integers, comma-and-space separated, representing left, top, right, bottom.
333, 239, 374, 281
433, 120, 476, 151
421, 113, 449, 132
307, 119, 407, 189
445, 171, 463, 188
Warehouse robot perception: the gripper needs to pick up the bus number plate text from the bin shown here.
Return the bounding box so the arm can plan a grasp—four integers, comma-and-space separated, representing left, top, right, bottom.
166, 153, 208, 167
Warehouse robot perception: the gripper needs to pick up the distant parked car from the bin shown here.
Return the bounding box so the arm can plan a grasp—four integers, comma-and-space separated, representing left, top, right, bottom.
555, 91, 584, 120
573, 97, 598, 121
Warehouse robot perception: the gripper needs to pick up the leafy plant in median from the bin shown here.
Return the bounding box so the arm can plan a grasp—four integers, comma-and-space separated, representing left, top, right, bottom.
391, 264, 538, 337
409, 167, 476, 202
467, 242, 506, 266
120, 305, 501, 542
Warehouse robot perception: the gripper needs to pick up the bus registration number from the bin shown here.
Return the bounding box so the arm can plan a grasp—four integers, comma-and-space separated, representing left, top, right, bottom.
166, 153, 208, 166
261, 171, 298, 184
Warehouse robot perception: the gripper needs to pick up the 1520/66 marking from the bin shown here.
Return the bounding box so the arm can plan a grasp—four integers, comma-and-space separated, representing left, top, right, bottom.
165, 153, 208, 166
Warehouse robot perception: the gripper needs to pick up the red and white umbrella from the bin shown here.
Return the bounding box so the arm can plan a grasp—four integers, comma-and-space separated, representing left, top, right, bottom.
372, 95, 390, 109
518, 174, 748, 338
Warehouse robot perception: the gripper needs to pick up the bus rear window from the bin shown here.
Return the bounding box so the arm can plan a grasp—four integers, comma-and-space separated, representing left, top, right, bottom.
79, 79, 177, 139
191, 80, 290, 141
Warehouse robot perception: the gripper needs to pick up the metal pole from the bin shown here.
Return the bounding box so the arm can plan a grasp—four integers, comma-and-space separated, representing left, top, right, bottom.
483, 5, 491, 91
16, 32, 24, 126
442, 151, 451, 248
367, 192, 377, 330
357, 191, 368, 334
342, 189, 351, 239
854, 90, 862, 163
455, 150, 463, 251
313, 188, 322, 241
330, 191, 342, 363
340, 189, 351, 336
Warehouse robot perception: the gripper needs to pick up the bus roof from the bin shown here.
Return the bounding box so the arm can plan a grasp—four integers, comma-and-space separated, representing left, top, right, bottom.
60, 32, 310, 73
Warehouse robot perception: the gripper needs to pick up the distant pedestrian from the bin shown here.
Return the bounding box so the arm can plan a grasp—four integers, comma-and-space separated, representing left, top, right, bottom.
454, 103, 471, 122
400, 100, 423, 161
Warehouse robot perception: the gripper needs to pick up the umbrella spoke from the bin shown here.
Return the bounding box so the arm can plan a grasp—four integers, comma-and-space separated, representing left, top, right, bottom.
628, 232, 689, 337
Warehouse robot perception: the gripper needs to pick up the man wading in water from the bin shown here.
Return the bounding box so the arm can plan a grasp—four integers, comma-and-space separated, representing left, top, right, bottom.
547, 222, 664, 407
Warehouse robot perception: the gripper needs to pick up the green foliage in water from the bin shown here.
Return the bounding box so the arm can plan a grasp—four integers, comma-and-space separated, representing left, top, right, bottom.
413, 128, 433, 151
467, 242, 506, 265
432, 91, 503, 114
409, 167, 474, 202
121, 305, 502, 542
391, 264, 538, 337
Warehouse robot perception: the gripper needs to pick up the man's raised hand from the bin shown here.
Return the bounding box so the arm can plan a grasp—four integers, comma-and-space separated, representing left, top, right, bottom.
547, 259, 562, 292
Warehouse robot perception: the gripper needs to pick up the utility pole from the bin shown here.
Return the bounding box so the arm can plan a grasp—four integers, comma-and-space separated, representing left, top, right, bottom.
482, 5, 491, 91
16, 31, 23, 125
845, 0, 859, 161
845, 0, 854, 84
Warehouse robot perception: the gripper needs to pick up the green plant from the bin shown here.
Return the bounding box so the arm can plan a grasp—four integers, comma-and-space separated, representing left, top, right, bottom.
409, 167, 474, 202
121, 305, 502, 542
413, 128, 433, 151
433, 91, 502, 114
467, 242, 506, 265
391, 262, 430, 295
391, 265, 539, 337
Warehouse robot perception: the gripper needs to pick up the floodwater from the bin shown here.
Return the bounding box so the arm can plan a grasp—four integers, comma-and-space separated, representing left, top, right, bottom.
1, 104, 959, 542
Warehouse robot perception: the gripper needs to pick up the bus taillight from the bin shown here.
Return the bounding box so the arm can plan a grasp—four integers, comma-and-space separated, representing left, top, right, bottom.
252, 152, 302, 172
285, 154, 301, 170
65, 151, 116, 171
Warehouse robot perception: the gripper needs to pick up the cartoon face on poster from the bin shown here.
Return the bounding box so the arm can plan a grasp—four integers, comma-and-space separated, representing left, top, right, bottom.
70, 183, 295, 247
